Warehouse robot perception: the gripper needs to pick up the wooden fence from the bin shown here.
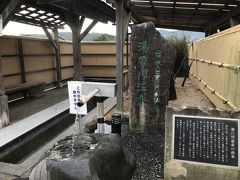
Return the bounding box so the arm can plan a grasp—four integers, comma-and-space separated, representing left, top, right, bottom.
0, 35, 129, 89
189, 25, 240, 109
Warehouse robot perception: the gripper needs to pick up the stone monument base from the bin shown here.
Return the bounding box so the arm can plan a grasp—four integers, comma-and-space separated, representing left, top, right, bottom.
164, 106, 240, 180
0, 95, 9, 128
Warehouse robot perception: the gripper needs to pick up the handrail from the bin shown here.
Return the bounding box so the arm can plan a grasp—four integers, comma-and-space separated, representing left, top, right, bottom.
189, 58, 240, 74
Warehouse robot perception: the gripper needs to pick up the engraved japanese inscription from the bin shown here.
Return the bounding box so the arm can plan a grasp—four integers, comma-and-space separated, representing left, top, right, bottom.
173, 115, 239, 166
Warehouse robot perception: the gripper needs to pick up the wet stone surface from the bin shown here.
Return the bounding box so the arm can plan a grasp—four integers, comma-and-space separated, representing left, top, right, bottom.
30, 133, 136, 180
121, 121, 165, 180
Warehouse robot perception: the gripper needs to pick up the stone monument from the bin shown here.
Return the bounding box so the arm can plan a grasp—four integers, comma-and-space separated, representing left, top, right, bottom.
164, 106, 240, 180
0, 56, 9, 128
129, 22, 176, 133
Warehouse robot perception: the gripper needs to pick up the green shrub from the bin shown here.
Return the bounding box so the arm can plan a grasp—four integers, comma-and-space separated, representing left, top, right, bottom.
167, 33, 191, 77
93, 34, 108, 41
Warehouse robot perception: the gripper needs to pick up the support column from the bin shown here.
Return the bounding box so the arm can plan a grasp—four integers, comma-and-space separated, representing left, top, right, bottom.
115, 0, 131, 112
70, 15, 84, 81
65, 14, 98, 81
53, 27, 62, 87
42, 26, 62, 87
0, 56, 9, 128
116, 0, 124, 112
18, 38, 28, 97
18, 39, 26, 83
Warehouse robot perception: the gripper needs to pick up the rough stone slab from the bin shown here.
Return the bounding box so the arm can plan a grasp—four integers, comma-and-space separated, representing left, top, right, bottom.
0, 95, 9, 128
164, 106, 240, 180
129, 22, 176, 133
30, 134, 135, 180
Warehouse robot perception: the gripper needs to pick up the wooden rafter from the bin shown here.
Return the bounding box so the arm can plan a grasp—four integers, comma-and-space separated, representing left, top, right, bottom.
1, 0, 24, 28
0, 0, 116, 30
79, 20, 98, 42
129, 0, 240, 32
205, 4, 240, 31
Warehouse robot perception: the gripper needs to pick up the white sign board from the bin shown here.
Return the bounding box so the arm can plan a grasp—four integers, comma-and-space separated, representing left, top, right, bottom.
68, 81, 87, 115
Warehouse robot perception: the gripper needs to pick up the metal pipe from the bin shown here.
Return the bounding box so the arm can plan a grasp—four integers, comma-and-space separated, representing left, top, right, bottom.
77, 88, 100, 106
189, 58, 240, 74
189, 72, 238, 109
96, 97, 104, 133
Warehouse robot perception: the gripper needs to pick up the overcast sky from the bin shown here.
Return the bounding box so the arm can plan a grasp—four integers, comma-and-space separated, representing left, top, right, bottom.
2, 17, 176, 37
3, 18, 118, 36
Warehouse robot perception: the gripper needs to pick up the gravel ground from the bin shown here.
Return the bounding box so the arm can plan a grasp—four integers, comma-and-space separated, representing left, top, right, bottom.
121, 121, 165, 180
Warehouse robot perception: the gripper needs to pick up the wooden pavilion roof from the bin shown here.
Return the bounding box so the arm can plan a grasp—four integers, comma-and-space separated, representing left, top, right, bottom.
0, 0, 116, 29
129, 0, 240, 32
1, 0, 240, 34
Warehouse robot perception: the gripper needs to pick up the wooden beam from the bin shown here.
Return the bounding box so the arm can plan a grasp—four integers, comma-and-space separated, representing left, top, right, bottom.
124, 0, 143, 23
133, 0, 239, 4
79, 20, 98, 42
36, 0, 68, 4
1, 0, 23, 28
53, 27, 62, 88
12, 15, 64, 29
79, 16, 86, 32
132, 1, 239, 10
155, 24, 204, 32
42, 26, 57, 50
205, 5, 240, 31
46, 2, 111, 23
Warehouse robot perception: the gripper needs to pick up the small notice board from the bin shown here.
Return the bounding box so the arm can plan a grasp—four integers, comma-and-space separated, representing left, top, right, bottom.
68, 81, 87, 115
173, 115, 239, 167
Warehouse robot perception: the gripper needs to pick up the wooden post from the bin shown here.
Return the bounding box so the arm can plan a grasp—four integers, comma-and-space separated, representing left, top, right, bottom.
0, 56, 4, 95
18, 39, 26, 83
126, 30, 129, 69
0, 56, 9, 128
42, 26, 63, 87
70, 15, 84, 81
53, 27, 62, 87
116, 0, 124, 112
65, 14, 97, 81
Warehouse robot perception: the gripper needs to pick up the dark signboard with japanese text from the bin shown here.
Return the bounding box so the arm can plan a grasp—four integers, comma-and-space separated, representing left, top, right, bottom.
173, 115, 239, 167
